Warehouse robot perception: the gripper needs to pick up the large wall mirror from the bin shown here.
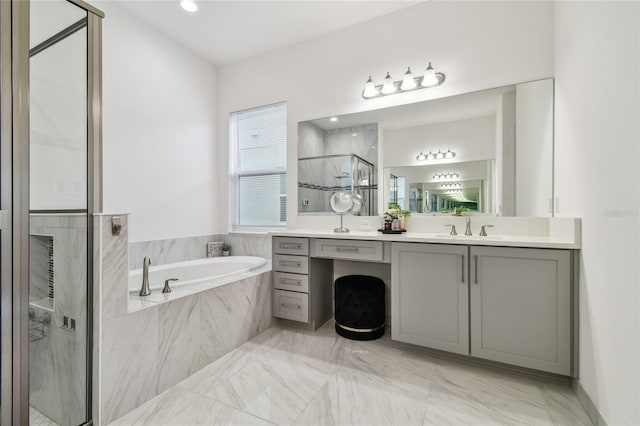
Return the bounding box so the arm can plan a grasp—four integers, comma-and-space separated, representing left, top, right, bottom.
298, 78, 554, 217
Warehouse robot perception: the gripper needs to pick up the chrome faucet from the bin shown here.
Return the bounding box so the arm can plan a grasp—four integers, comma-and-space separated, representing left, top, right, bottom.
445, 224, 457, 236
139, 257, 151, 296
464, 217, 473, 236
479, 224, 495, 236
162, 278, 179, 294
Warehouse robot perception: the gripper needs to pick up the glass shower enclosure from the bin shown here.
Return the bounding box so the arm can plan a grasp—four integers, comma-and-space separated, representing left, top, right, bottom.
0, 0, 103, 424
298, 153, 376, 216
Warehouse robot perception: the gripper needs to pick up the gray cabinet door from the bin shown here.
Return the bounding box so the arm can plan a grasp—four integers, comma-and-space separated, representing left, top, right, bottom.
392, 243, 469, 355
470, 246, 571, 375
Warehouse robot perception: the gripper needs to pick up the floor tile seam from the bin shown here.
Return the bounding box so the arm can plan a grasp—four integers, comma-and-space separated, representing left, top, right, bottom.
176, 330, 285, 394
291, 370, 340, 425
187, 391, 281, 426
109, 389, 204, 426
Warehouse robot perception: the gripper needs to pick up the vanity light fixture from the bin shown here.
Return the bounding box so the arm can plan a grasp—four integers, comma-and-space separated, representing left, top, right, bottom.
441, 183, 462, 189
416, 148, 457, 161
362, 62, 445, 99
180, 0, 198, 12
422, 62, 439, 87
381, 72, 396, 95
363, 76, 378, 98
401, 67, 417, 91
433, 172, 460, 180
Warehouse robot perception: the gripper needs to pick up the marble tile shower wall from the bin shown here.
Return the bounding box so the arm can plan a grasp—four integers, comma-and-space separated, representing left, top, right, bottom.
29, 214, 88, 426
129, 233, 272, 269
97, 216, 274, 424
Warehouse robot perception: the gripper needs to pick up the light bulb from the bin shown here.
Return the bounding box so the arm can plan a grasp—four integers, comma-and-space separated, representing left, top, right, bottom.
381, 72, 396, 95
330, 117, 338, 122
400, 67, 417, 91
363, 76, 378, 98
421, 62, 439, 87
180, 0, 198, 12
436, 150, 444, 159
445, 149, 456, 159
416, 152, 426, 161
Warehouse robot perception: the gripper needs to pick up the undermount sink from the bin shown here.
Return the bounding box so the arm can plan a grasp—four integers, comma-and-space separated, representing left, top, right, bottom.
433, 234, 504, 240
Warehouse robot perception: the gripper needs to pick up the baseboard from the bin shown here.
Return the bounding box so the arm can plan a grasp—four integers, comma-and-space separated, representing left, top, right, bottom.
572, 379, 607, 426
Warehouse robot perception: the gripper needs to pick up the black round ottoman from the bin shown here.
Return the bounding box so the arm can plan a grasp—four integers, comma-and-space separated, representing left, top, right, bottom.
334, 275, 385, 340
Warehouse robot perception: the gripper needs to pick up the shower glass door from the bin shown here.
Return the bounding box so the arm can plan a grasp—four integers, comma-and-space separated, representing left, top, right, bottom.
29, 1, 90, 424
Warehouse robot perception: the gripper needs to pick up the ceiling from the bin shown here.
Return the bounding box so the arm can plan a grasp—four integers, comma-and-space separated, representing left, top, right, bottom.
113, 0, 421, 65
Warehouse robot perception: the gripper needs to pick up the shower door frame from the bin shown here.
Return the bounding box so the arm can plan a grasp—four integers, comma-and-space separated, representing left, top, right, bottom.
0, 0, 103, 424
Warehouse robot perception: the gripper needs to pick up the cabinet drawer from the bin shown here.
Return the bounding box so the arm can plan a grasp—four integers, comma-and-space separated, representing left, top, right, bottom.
274, 290, 309, 323
273, 254, 309, 274
312, 238, 383, 262
274, 272, 309, 293
273, 237, 309, 255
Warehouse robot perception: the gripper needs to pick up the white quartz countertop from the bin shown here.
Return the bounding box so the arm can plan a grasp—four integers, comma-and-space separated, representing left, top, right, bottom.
270, 229, 580, 249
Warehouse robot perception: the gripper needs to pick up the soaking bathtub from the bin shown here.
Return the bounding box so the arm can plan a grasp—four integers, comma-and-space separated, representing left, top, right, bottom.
128, 256, 269, 298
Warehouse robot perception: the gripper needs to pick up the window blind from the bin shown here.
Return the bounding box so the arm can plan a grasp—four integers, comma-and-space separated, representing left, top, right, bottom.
232, 102, 287, 227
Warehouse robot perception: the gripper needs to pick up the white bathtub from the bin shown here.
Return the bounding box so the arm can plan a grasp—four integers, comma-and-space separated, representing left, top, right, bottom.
129, 256, 268, 294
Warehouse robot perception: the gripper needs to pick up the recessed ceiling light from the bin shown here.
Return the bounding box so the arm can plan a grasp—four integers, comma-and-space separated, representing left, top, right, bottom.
180, 0, 198, 13
330, 117, 338, 122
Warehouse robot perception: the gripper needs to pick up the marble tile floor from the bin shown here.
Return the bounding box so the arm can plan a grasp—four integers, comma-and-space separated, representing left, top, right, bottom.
110, 321, 592, 426
30, 406, 59, 426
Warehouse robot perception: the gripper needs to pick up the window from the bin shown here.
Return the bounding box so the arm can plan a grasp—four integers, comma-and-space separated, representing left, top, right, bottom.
230, 103, 287, 228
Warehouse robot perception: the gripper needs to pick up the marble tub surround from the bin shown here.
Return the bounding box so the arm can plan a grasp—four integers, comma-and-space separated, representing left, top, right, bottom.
290, 216, 581, 249
129, 234, 216, 270
95, 214, 129, 321
129, 232, 272, 270
29, 214, 89, 426
219, 232, 272, 260
110, 321, 592, 426
101, 271, 274, 424
95, 214, 275, 424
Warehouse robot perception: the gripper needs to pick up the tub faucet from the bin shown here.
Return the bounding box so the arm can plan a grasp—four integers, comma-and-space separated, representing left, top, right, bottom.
139, 257, 151, 296
162, 278, 179, 294
464, 217, 473, 236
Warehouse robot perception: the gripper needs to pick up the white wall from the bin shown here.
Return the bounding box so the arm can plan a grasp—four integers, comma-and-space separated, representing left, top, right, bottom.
99, 2, 217, 242
383, 116, 496, 167
215, 1, 554, 231
554, 2, 640, 425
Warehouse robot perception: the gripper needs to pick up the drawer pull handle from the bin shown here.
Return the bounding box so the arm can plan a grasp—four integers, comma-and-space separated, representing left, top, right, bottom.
281, 303, 301, 310
280, 260, 302, 267
280, 243, 302, 249
336, 246, 359, 252
281, 278, 302, 286
461, 254, 465, 283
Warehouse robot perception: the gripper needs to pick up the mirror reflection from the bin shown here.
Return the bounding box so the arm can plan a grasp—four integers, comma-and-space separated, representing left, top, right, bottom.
298, 78, 554, 217
386, 161, 493, 215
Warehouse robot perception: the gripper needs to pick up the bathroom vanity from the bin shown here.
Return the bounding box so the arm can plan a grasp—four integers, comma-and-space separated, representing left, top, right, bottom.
271, 226, 579, 376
